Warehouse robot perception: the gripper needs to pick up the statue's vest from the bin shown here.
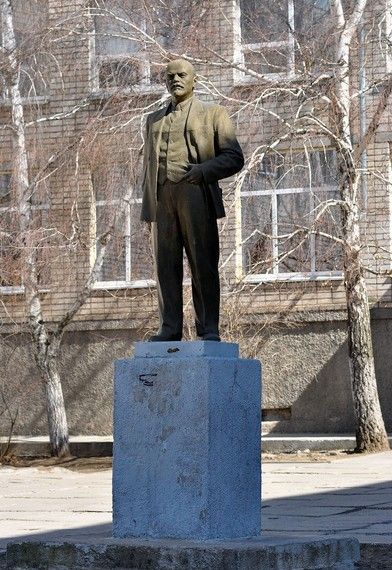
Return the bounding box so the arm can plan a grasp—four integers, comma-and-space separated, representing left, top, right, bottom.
158, 103, 191, 184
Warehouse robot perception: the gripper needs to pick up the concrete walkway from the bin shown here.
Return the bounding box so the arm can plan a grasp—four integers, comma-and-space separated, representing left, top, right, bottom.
0, 451, 391, 552
263, 451, 392, 545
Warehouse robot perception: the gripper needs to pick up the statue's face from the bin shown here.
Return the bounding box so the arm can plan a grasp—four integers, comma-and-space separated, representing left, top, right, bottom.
165, 60, 196, 104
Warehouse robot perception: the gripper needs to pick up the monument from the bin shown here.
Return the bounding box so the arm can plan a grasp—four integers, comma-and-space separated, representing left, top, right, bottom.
113, 58, 260, 540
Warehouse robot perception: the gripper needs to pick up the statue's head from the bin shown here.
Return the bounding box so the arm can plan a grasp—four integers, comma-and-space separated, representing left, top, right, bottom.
165, 59, 196, 104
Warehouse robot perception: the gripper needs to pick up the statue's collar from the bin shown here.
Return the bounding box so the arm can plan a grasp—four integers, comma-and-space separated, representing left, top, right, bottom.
170, 96, 194, 113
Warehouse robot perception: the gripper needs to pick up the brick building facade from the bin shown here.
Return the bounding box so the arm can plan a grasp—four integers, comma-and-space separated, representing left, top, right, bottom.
0, 0, 391, 437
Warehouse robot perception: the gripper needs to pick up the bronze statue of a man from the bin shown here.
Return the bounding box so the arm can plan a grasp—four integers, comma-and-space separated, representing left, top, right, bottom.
141, 59, 244, 342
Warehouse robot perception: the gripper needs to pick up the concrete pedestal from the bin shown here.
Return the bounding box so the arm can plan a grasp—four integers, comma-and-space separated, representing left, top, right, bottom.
113, 341, 261, 540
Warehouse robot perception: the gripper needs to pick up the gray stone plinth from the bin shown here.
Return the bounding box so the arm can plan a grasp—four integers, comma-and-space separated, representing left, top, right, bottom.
133, 340, 239, 358
113, 341, 261, 540
5, 536, 360, 569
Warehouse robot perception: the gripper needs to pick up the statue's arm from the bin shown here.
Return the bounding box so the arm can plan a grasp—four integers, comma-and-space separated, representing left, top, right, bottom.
140, 115, 154, 223
200, 106, 244, 184
141, 116, 151, 189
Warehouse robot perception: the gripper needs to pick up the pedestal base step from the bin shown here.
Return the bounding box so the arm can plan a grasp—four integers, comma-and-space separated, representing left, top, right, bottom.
6, 535, 360, 569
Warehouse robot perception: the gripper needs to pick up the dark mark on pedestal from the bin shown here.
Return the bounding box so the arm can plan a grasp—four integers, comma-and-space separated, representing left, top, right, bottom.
139, 374, 157, 387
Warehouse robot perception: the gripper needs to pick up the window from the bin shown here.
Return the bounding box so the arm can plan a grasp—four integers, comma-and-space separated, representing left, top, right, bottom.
386, 0, 392, 73
0, 172, 50, 291
0, 174, 20, 289
92, 165, 154, 288
91, 0, 164, 92
236, 0, 331, 81
389, 144, 392, 262
0, 0, 49, 101
239, 149, 343, 282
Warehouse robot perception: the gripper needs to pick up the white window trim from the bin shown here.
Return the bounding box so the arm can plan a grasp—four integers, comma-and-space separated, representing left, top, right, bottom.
92, 279, 155, 290
234, 0, 296, 85
93, 196, 155, 289
244, 270, 343, 283
91, 54, 164, 95
236, 172, 344, 283
0, 285, 25, 295
89, 8, 163, 95
0, 8, 50, 104
0, 285, 51, 295
0, 59, 50, 103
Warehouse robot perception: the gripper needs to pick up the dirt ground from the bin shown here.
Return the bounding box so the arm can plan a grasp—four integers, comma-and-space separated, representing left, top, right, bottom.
0, 449, 352, 471
262, 449, 351, 462
0, 454, 114, 471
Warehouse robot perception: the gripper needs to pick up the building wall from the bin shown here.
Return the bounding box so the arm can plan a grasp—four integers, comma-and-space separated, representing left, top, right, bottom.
0, 0, 391, 436
0, 0, 391, 323
1, 311, 392, 437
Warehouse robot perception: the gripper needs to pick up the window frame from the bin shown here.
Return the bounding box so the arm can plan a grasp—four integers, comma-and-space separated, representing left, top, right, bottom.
92, 192, 155, 291
0, 1, 50, 104
0, 172, 50, 293
234, 0, 296, 84
0, 59, 50, 103
235, 149, 344, 283
89, 4, 164, 95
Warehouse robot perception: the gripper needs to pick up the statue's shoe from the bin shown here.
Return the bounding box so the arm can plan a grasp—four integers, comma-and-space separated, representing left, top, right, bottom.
200, 333, 221, 342
148, 333, 182, 342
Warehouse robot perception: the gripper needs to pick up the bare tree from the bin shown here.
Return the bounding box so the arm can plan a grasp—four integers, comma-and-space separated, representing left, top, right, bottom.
0, 0, 126, 456
226, 0, 391, 452
328, 0, 390, 451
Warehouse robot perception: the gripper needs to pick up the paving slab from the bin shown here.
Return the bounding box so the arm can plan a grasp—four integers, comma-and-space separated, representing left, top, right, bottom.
1, 451, 392, 567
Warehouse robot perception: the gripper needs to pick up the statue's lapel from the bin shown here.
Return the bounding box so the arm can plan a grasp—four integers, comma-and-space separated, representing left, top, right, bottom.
151, 104, 170, 160
186, 98, 204, 131
185, 98, 205, 160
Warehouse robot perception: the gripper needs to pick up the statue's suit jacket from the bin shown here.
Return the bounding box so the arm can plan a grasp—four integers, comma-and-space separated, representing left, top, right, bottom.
141, 97, 244, 222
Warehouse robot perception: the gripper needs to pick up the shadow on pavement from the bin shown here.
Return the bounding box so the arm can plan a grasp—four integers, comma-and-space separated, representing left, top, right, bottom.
1, 480, 392, 568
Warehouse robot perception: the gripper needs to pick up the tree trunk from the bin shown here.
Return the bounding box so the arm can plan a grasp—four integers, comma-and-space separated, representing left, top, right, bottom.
43, 359, 70, 458
32, 331, 70, 457
341, 176, 389, 453
1, 0, 70, 457
330, 0, 389, 453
